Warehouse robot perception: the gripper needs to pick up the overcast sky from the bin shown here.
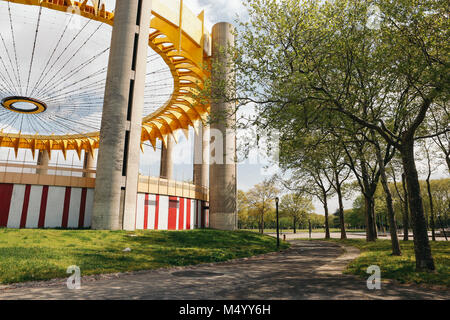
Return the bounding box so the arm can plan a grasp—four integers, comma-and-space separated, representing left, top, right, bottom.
184, 0, 245, 29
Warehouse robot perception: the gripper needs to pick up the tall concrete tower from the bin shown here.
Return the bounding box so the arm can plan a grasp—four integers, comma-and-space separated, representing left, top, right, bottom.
160, 136, 174, 180
83, 151, 96, 179
209, 22, 237, 230
36, 150, 50, 175
92, 0, 152, 230
193, 120, 209, 189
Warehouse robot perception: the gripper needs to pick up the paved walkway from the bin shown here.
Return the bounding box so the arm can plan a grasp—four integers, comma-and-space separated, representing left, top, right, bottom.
268, 232, 449, 241
0, 241, 448, 300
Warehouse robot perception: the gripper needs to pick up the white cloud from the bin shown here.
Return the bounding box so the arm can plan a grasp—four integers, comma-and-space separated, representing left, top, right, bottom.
184, 0, 246, 30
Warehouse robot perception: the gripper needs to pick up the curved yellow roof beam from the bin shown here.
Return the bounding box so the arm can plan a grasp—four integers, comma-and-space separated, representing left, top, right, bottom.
0, 0, 211, 156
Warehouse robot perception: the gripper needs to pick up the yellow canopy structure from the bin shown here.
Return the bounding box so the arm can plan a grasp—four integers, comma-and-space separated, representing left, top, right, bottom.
0, 0, 210, 156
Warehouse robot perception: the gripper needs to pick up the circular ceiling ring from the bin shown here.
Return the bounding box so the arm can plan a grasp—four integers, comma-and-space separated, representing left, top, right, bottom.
1, 96, 48, 114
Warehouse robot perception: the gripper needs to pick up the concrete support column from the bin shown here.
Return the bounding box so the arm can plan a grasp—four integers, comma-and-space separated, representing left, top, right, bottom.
209, 22, 237, 231
193, 120, 209, 189
92, 0, 152, 230
160, 136, 174, 180
36, 150, 49, 175
83, 151, 96, 178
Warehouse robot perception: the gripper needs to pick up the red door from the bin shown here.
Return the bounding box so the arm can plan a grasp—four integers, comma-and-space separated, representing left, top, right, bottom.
168, 197, 179, 230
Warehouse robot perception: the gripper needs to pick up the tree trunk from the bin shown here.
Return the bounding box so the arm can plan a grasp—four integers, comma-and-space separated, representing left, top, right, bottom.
426, 178, 436, 241
371, 200, 378, 239
445, 155, 450, 173
375, 142, 401, 255
360, 157, 378, 241
293, 217, 297, 234
364, 195, 377, 241
323, 192, 331, 239
400, 140, 435, 271
261, 212, 265, 234
401, 173, 410, 241
335, 170, 347, 240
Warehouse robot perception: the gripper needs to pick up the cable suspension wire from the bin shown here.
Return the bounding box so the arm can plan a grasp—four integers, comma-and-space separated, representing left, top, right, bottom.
34, 23, 104, 98
0, 33, 20, 91
29, 14, 74, 97
43, 80, 107, 101
31, 113, 63, 135
53, 115, 100, 131
7, 1, 22, 95
0, 71, 15, 94
0, 113, 20, 131
45, 91, 106, 105
31, 18, 93, 96
146, 67, 171, 75
25, 114, 40, 134
42, 48, 109, 95
41, 67, 107, 100
47, 115, 101, 140
25, 5, 43, 96
41, 87, 105, 105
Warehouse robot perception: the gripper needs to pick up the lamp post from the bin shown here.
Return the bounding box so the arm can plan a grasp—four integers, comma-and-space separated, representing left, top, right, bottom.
275, 197, 280, 249
308, 218, 312, 240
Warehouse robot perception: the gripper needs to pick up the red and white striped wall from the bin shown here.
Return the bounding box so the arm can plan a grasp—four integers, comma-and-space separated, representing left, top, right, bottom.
0, 184, 94, 229
135, 194, 209, 230
0, 183, 208, 230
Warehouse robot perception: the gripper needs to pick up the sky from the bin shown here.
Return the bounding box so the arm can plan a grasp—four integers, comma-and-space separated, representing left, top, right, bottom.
184, 0, 245, 29
0, 0, 448, 216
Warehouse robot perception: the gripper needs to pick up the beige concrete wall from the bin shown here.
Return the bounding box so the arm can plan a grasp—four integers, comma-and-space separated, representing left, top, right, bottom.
0, 161, 208, 201
36, 150, 49, 175
83, 151, 96, 179
193, 120, 209, 189
160, 135, 174, 180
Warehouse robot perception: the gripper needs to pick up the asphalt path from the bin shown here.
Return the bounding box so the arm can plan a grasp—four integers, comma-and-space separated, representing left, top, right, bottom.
1, 240, 448, 300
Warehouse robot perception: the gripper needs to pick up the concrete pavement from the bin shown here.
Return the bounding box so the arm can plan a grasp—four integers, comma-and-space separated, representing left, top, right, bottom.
268, 232, 449, 241
1, 240, 448, 300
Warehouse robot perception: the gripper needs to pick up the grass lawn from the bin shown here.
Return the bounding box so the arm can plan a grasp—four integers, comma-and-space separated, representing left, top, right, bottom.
327, 239, 450, 287
0, 228, 289, 285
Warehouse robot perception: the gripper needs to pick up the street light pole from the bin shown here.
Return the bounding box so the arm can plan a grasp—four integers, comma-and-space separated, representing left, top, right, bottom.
309, 218, 312, 240
275, 197, 280, 249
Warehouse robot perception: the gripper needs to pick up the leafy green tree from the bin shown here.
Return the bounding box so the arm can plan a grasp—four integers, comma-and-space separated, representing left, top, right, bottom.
309, 213, 326, 229
388, 158, 411, 241
280, 193, 314, 233
246, 178, 280, 233
373, 132, 401, 255
421, 178, 450, 239
347, 198, 367, 230
238, 190, 252, 229
278, 146, 336, 239
228, 0, 447, 271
